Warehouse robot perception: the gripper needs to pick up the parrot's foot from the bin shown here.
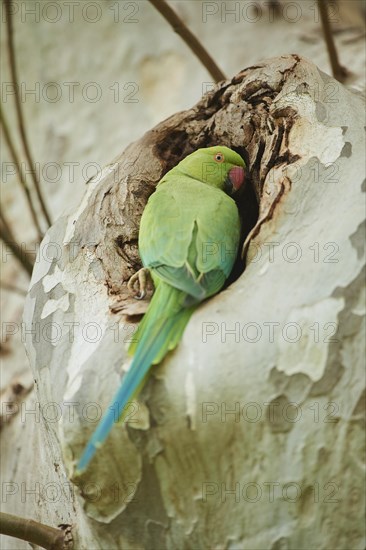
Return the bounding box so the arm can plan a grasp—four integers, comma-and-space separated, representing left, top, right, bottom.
128, 268, 152, 300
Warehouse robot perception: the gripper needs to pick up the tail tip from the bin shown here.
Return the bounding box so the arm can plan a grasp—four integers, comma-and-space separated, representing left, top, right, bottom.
75, 442, 98, 474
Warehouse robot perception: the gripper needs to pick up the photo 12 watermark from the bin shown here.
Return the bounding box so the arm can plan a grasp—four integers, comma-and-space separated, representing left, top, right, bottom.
200, 400, 340, 424
201, 480, 341, 503
1, 1, 140, 24
201, 1, 340, 24
1, 81, 140, 105
1, 480, 138, 504
201, 320, 339, 344
1, 398, 141, 426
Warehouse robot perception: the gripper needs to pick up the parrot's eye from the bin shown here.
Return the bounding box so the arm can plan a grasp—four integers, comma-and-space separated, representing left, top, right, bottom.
214, 153, 224, 163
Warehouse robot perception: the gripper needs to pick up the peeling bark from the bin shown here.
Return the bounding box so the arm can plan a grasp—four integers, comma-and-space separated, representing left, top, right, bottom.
12, 55, 366, 548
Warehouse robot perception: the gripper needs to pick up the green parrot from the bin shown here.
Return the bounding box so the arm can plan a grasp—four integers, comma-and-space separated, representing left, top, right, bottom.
76, 145, 246, 473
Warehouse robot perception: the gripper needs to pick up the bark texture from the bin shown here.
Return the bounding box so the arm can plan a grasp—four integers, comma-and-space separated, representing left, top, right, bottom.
16, 55, 366, 548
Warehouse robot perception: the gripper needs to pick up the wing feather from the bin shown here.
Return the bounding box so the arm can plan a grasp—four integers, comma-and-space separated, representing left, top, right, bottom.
138, 175, 240, 302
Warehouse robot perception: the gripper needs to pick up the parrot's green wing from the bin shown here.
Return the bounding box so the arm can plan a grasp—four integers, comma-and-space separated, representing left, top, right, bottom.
139, 175, 240, 299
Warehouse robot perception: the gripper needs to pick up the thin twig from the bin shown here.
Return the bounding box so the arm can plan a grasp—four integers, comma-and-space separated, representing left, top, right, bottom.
148, 0, 226, 82
0, 103, 44, 241
318, 0, 348, 82
4, 0, 52, 226
0, 210, 34, 276
0, 512, 72, 550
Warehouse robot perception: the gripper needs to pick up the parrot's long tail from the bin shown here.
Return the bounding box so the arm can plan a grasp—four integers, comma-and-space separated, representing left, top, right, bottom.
76, 282, 194, 473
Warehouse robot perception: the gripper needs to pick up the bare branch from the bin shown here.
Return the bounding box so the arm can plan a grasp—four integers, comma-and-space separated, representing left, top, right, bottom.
318, 0, 348, 82
4, 0, 52, 227
148, 0, 226, 82
0, 103, 43, 241
0, 210, 34, 276
0, 512, 72, 550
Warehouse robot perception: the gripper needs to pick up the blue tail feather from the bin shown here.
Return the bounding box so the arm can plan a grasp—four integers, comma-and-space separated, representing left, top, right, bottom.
76, 281, 195, 473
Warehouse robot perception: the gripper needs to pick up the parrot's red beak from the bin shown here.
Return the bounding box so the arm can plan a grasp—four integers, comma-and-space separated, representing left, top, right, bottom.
228, 166, 245, 192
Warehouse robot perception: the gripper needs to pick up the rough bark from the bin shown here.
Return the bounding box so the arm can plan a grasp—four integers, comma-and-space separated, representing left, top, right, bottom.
8, 54, 365, 549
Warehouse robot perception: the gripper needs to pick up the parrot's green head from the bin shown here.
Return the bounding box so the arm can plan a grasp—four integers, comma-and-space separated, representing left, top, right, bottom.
177, 146, 246, 195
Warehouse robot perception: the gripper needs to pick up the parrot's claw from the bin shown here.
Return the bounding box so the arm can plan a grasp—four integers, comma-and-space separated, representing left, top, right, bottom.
128, 268, 152, 300
135, 289, 146, 300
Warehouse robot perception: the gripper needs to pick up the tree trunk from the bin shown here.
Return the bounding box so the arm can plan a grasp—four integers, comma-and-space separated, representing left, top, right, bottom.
4, 54, 365, 549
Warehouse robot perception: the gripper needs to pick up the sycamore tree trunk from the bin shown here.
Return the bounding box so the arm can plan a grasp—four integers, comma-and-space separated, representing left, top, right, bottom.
3, 55, 364, 549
